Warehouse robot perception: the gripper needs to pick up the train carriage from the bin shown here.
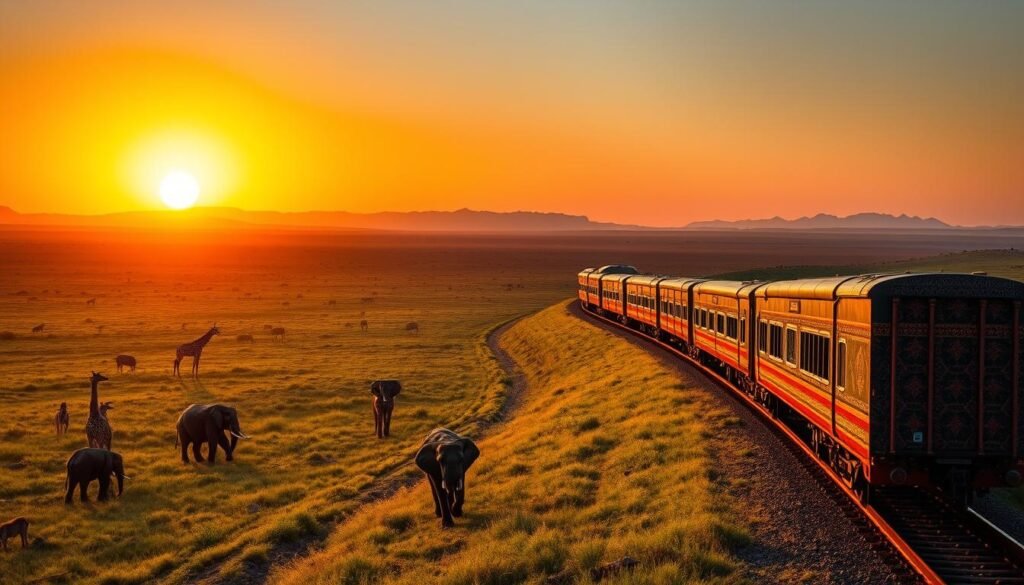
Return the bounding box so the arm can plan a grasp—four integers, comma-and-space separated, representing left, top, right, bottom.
625, 275, 666, 333
851, 273, 1024, 496
658, 277, 705, 347
692, 281, 757, 377
600, 273, 630, 317
755, 277, 873, 487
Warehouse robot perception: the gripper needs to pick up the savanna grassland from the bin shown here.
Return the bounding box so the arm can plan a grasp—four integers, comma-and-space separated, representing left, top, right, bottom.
0, 229, 573, 584
1, 227, 1022, 584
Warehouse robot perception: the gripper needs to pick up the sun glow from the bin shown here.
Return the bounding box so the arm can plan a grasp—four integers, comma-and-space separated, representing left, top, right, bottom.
160, 171, 200, 209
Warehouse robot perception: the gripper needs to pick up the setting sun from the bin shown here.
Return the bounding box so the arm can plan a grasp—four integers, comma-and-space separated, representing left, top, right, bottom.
159, 171, 200, 209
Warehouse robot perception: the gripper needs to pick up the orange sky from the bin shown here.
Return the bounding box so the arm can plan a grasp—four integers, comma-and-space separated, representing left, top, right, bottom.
1, 1, 1022, 226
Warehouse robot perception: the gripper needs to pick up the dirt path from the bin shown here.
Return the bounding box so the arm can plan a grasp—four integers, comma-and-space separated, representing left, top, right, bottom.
568, 302, 897, 584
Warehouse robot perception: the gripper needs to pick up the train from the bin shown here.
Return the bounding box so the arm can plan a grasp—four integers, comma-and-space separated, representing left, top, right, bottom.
579, 264, 1024, 504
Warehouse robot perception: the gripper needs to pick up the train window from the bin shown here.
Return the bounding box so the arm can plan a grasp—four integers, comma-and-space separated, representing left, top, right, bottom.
716, 313, 724, 334
768, 324, 783, 359
799, 331, 830, 381
758, 321, 768, 353
739, 317, 746, 344
726, 316, 738, 340
682, 304, 688, 320
837, 340, 847, 390
785, 327, 797, 366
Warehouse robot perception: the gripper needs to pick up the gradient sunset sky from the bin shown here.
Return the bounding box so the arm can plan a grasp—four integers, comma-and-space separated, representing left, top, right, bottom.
1, 1, 1022, 226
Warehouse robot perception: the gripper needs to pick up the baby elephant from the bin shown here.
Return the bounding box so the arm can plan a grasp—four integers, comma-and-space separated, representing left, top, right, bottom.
370, 380, 401, 438
65, 448, 128, 504
415, 428, 480, 528
0, 517, 29, 551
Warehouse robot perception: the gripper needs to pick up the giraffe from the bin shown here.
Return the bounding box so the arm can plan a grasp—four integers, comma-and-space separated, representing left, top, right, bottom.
174, 325, 220, 378
85, 372, 113, 450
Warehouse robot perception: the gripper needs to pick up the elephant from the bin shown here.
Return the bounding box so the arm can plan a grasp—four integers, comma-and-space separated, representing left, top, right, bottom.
175, 403, 250, 464
64, 448, 128, 504
370, 380, 401, 438
415, 428, 480, 528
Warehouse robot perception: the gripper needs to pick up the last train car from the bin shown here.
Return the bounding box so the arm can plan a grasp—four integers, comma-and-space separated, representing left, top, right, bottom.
756, 273, 1024, 499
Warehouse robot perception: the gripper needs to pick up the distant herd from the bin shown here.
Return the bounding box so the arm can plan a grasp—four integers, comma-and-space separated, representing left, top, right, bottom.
2, 319, 478, 552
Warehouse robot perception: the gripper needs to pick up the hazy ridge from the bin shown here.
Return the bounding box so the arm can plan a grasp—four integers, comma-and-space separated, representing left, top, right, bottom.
2, 206, 1016, 232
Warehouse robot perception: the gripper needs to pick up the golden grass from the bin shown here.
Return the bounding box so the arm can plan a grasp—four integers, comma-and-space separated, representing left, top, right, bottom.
0, 254, 566, 584
272, 301, 750, 585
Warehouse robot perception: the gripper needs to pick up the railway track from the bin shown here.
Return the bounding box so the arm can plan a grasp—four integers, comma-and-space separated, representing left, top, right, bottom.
576, 304, 1024, 584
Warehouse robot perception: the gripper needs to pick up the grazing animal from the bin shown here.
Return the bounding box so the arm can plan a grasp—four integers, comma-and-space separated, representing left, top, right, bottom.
415, 428, 480, 528
271, 327, 286, 341
86, 297, 96, 306
236, 334, 254, 343
115, 354, 136, 373
31, 323, 44, 334
173, 325, 220, 378
85, 372, 113, 450
55, 402, 70, 435
175, 404, 250, 464
0, 517, 29, 551
64, 448, 127, 503
405, 322, 419, 334
370, 380, 401, 438
360, 320, 368, 332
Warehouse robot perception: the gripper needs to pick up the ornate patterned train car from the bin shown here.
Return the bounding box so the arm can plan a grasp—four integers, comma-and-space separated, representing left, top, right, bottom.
854, 273, 1024, 498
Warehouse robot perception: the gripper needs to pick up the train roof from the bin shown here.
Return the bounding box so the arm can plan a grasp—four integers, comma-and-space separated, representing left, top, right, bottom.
626, 274, 668, 286
757, 276, 857, 300
659, 276, 706, 290
836, 272, 1024, 299
595, 265, 640, 275
758, 272, 1024, 300
601, 273, 633, 283
696, 280, 765, 298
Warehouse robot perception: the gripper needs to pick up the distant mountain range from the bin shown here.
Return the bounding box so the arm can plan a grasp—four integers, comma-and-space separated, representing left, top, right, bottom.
0, 206, 641, 232
0, 206, 1011, 232
685, 212, 951, 230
